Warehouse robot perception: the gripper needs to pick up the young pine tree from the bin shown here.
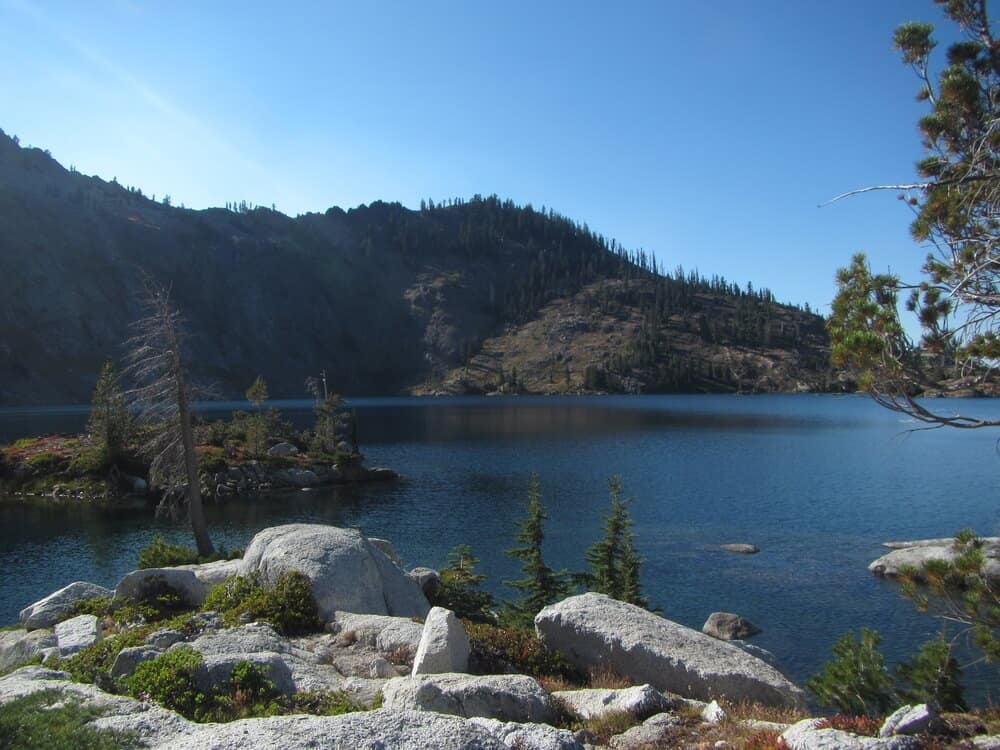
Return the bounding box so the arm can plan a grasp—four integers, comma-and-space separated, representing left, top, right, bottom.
584, 476, 648, 608
87, 359, 131, 462
503, 474, 572, 629
245, 375, 269, 457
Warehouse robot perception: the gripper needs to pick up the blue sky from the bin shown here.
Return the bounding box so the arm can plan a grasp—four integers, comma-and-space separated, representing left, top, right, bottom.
0, 1, 956, 319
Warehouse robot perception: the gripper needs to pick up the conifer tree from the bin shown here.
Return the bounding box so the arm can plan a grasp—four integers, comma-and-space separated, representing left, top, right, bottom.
584, 476, 647, 607
87, 359, 131, 461
503, 474, 572, 628
245, 375, 268, 457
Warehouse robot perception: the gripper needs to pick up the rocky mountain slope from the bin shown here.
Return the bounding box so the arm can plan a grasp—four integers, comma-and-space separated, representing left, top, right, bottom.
0, 129, 833, 405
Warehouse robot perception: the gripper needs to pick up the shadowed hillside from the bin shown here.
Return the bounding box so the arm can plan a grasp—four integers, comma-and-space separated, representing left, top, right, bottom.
0, 129, 833, 404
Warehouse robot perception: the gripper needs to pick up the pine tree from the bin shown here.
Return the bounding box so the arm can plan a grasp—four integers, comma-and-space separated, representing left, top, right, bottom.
87, 359, 131, 461
503, 474, 572, 628
584, 476, 648, 607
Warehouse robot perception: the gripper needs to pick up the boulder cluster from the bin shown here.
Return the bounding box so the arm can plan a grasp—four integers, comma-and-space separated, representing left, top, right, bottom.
2, 524, 998, 749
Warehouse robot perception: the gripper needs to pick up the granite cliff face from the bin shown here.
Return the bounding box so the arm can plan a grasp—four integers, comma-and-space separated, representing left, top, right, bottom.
0, 130, 832, 405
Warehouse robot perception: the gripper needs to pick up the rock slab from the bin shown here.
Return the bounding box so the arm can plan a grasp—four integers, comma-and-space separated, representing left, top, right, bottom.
879, 703, 940, 737
412, 606, 471, 675
535, 593, 805, 709
553, 684, 674, 720
782, 719, 920, 750
381, 673, 556, 723
19, 581, 113, 630
0, 629, 57, 671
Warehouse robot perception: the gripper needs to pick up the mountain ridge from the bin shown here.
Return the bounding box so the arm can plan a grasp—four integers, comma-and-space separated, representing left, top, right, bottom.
0, 129, 834, 405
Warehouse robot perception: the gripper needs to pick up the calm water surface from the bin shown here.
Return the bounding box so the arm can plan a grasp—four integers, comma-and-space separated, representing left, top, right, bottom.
1, 395, 998, 700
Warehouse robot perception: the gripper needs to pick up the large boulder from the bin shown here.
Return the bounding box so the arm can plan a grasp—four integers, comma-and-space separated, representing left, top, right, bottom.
114, 568, 208, 608
154, 709, 507, 749
412, 607, 470, 675
702, 612, 761, 641
239, 524, 430, 620
19, 581, 113, 630
0, 629, 57, 671
54, 614, 101, 656
535, 593, 806, 709
110, 645, 163, 679
781, 718, 920, 750
553, 684, 674, 720
381, 673, 556, 723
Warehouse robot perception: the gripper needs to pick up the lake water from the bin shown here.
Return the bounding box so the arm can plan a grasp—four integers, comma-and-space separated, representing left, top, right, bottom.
1, 394, 998, 702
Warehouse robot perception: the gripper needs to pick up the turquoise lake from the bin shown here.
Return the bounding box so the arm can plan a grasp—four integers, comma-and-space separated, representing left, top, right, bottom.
1, 394, 998, 701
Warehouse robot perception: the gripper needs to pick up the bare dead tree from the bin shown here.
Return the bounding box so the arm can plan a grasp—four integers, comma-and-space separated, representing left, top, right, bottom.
122, 282, 214, 557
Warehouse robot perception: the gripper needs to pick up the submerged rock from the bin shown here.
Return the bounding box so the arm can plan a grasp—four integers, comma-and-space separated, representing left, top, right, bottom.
535, 593, 805, 709
720, 543, 759, 554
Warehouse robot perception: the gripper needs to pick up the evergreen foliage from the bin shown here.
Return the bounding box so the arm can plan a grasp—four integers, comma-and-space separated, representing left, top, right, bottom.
896, 635, 966, 711
583, 476, 648, 608
502, 474, 572, 628
0, 690, 138, 750
86, 360, 131, 462
202, 571, 324, 635
244, 375, 269, 457
806, 629, 899, 717
430, 544, 497, 623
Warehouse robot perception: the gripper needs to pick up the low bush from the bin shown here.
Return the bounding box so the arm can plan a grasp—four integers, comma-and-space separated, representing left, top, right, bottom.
806, 628, 898, 717
199, 661, 283, 722
429, 545, 497, 623
465, 622, 584, 683
817, 715, 881, 736
61, 629, 148, 690
25, 452, 64, 476
203, 571, 323, 636
0, 690, 138, 750
126, 646, 205, 718
137, 536, 201, 569
68, 445, 111, 476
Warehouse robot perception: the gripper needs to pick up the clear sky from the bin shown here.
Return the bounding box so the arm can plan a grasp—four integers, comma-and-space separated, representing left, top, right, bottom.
0, 0, 958, 319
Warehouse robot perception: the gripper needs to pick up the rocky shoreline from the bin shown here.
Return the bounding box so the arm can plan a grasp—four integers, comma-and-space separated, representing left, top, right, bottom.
2, 524, 997, 749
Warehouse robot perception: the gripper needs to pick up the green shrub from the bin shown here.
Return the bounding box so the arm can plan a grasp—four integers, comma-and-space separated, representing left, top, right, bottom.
200, 661, 283, 722
0, 690, 138, 750
200, 453, 227, 474
465, 622, 584, 682
430, 544, 497, 623
25, 452, 64, 476
60, 629, 148, 690
897, 636, 966, 711
137, 536, 201, 569
203, 572, 323, 635
806, 629, 899, 717
68, 445, 111, 476
126, 646, 205, 718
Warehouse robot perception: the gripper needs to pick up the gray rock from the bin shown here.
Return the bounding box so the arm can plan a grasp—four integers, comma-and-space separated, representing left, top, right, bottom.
535, 593, 806, 709
553, 684, 674, 720
110, 645, 162, 679
19, 581, 113, 630
409, 566, 443, 597
155, 709, 506, 749
370, 656, 396, 678
701, 698, 727, 723
381, 673, 556, 723
412, 606, 470, 675
146, 629, 184, 650
731, 640, 780, 666
268, 441, 299, 457
609, 713, 682, 750
972, 736, 1000, 750
720, 543, 759, 554
0, 629, 57, 671
332, 611, 425, 656
781, 719, 921, 750
469, 717, 585, 749
276, 468, 320, 487
54, 614, 101, 656
869, 538, 1000, 585
370, 537, 403, 566
879, 703, 940, 737
240, 524, 429, 620
197, 651, 295, 695
183, 622, 344, 694
114, 568, 208, 609
175, 558, 242, 587
702, 612, 761, 641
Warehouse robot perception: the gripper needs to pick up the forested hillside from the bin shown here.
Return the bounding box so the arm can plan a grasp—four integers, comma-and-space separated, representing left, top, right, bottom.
0, 129, 834, 404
